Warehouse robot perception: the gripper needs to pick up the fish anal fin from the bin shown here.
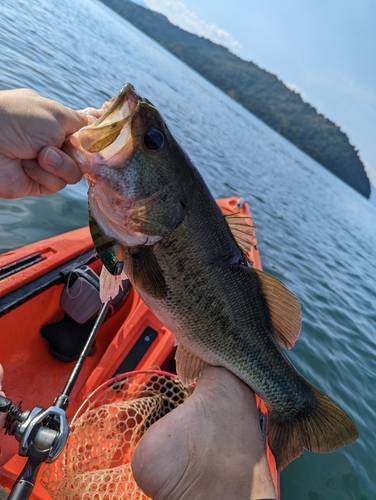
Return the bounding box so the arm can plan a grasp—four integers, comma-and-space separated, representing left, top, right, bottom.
225, 213, 255, 255
269, 384, 359, 471
129, 246, 167, 299
254, 268, 301, 349
175, 344, 208, 387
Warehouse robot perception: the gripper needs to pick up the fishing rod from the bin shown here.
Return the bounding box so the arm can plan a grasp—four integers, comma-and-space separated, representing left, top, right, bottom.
0, 300, 111, 500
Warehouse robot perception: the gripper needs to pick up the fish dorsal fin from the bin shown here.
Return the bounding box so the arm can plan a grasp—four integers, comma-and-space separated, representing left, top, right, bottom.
253, 268, 302, 349
79, 117, 130, 153
99, 266, 128, 303
225, 213, 255, 255
129, 246, 167, 299
175, 343, 208, 387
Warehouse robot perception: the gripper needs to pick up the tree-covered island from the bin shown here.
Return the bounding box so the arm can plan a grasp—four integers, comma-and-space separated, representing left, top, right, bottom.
99, 0, 371, 198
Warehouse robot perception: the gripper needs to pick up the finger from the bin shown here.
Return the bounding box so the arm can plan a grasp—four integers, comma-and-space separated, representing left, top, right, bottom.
38, 147, 82, 184
0, 397, 6, 429
0, 364, 7, 426
56, 106, 89, 136
22, 159, 67, 195
78, 107, 104, 123
0, 391, 6, 429
100, 100, 112, 111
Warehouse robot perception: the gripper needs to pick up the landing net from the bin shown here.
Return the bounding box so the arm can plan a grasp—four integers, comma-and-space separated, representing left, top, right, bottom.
41, 370, 188, 500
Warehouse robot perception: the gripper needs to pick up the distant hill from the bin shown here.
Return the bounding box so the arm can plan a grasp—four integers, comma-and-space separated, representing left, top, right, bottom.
99, 0, 371, 198
128, 0, 148, 8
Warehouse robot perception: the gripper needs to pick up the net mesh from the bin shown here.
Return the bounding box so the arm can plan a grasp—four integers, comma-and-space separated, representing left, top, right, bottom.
41, 370, 188, 500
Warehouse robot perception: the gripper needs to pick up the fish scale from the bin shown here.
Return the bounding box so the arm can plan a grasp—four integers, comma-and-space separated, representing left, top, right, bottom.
144, 215, 309, 411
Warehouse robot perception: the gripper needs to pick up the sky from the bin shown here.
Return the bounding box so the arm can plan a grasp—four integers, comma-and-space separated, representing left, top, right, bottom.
135, 0, 376, 187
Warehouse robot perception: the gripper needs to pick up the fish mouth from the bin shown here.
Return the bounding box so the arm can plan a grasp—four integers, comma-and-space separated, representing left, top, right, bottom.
63, 83, 141, 179
64, 84, 165, 246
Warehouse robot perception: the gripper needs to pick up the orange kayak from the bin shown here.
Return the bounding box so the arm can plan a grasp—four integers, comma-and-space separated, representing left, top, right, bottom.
0, 196, 280, 499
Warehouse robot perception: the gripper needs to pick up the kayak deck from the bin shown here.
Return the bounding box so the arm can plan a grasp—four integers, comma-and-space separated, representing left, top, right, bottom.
0, 196, 279, 499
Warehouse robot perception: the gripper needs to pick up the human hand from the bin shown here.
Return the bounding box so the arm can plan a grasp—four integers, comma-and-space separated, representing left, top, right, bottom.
132, 366, 277, 500
0, 88, 92, 199
0, 364, 6, 431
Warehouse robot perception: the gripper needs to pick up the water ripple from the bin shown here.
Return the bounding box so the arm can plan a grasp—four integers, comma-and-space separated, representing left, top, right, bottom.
0, 0, 376, 496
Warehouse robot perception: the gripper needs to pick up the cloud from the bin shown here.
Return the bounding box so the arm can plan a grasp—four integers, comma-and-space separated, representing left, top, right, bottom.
306, 69, 376, 112
283, 81, 307, 100
144, 0, 242, 52
362, 161, 376, 186
339, 74, 376, 108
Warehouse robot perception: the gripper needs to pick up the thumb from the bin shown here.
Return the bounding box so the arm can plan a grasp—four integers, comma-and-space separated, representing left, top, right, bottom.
0, 363, 6, 431
0, 364, 4, 391
38, 146, 82, 184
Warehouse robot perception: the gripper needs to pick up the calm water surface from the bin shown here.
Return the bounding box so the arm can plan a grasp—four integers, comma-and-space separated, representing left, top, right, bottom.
0, 1, 375, 498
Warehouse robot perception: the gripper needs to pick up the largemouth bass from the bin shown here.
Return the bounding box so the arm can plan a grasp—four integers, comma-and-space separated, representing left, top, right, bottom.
64, 84, 358, 471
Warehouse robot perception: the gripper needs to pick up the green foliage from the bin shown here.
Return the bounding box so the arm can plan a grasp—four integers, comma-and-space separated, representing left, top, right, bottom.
100, 0, 370, 198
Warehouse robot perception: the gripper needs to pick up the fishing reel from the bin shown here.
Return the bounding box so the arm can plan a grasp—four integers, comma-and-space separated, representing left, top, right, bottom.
0, 301, 110, 500
0, 393, 69, 500
0, 394, 69, 463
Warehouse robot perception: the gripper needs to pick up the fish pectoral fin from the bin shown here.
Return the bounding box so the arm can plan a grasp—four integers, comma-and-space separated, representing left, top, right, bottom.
175, 344, 208, 387
253, 268, 302, 349
268, 383, 359, 471
225, 213, 255, 256
129, 246, 167, 299
99, 265, 128, 303
79, 118, 130, 153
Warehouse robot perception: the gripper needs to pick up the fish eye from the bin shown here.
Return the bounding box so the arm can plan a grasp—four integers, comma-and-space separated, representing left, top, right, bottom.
144, 128, 165, 151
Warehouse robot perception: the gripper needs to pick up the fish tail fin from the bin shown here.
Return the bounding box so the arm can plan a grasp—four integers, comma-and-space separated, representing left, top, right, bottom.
268, 384, 359, 471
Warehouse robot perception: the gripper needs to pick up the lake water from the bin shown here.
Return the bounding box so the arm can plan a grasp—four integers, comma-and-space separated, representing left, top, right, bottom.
0, 0, 375, 498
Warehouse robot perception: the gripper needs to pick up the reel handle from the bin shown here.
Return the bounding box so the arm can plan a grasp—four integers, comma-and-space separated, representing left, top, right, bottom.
7, 458, 42, 500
